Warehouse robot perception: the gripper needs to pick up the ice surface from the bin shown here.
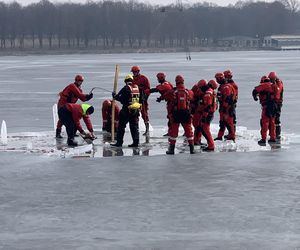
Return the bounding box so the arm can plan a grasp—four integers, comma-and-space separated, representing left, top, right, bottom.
1, 51, 300, 249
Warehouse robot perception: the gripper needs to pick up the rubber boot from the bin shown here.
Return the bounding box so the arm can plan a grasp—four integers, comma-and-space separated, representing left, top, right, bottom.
276, 125, 281, 140
166, 144, 175, 155
110, 141, 122, 147
258, 139, 266, 146
128, 140, 139, 147
56, 128, 63, 139
143, 122, 149, 136
189, 144, 195, 154
67, 138, 78, 147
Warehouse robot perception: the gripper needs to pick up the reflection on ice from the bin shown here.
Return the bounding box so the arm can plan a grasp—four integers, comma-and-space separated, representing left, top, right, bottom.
0, 124, 292, 158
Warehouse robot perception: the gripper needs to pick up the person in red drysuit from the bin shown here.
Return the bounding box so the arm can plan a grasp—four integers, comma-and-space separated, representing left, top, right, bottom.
214, 72, 236, 141
164, 75, 194, 155
224, 69, 238, 132
56, 74, 93, 138
101, 99, 120, 133
131, 65, 151, 135
252, 76, 276, 145
146, 72, 174, 136
58, 103, 95, 146
268, 71, 284, 140
198, 79, 218, 151
191, 79, 207, 146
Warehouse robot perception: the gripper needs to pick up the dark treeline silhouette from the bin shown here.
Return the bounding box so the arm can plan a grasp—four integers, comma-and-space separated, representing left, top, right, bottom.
0, 0, 299, 50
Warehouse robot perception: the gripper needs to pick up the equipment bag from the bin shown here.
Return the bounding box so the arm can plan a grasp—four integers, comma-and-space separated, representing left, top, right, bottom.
173, 89, 190, 123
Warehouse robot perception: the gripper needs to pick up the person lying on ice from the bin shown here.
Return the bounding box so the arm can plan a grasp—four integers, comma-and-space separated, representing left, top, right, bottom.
56, 74, 93, 138
58, 103, 95, 147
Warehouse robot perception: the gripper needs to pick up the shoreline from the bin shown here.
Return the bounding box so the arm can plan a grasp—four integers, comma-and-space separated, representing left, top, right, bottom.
0, 47, 279, 57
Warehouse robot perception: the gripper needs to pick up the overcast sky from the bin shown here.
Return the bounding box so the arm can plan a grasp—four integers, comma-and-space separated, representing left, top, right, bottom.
2, 0, 274, 7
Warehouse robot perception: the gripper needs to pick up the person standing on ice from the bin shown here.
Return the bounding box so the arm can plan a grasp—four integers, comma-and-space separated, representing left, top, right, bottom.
164, 75, 194, 155
110, 74, 141, 148
101, 99, 120, 133
56, 74, 93, 138
252, 76, 276, 146
214, 72, 236, 142
58, 103, 95, 147
268, 71, 284, 140
191, 79, 207, 146
223, 69, 238, 132
131, 65, 151, 135
197, 80, 218, 151
146, 72, 173, 136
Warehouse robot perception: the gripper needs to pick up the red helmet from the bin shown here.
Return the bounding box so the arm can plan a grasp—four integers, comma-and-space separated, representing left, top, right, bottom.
131, 65, 140, 72
260, 75, 270, 83
223, 69, 233, 79
75, 74, 84, 82
208, 79, 218, 89
215, 72, 225, 80
175, 75, 184, 84
156, 72, 166, 81
268, 71, 277, 80
197, 79, 207, 88
102, 99, 112, 109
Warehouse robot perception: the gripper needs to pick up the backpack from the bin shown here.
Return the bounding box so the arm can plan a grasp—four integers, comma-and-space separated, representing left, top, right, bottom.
173, 89, 190, 123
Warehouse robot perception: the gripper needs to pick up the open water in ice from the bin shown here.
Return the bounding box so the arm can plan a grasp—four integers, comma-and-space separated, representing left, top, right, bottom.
1, 51, 300, 249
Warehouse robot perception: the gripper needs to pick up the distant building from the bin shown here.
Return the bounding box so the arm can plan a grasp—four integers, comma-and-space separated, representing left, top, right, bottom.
217, 36, 260, 48
263, 35, 300, 50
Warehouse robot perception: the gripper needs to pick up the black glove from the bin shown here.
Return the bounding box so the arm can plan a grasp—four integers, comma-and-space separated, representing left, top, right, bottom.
112, 91, 116, 98
150, 88, 159, 93
252, 89, 258, 101
156, 97, 162, 103
86, 93, 93, 100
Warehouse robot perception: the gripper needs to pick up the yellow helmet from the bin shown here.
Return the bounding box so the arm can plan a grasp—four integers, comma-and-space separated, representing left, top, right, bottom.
124, 74, 133, 83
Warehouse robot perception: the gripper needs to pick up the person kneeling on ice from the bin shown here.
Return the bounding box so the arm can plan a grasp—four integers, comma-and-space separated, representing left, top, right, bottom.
102, 99, 120, 133
164, 75, 195, 155
58, 103, 95, 146
110, 74, 142, 148
56, 74, 93, 138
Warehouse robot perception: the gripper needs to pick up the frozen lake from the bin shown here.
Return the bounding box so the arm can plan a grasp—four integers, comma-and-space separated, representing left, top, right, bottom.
1, 51, 300, 249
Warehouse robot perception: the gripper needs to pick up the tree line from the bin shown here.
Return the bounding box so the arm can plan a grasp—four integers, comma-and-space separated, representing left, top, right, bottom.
0, 0, 299, 50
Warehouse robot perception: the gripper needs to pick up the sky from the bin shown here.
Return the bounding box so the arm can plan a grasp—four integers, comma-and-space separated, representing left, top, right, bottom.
2, 0, 274, 7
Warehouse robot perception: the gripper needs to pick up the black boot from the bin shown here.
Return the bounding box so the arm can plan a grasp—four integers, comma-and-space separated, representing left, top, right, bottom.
214, 137, 223, 141
258, 139, 266, 146
166, 144, 175, 155
67, 138, 78, 147
128, 140, 139, 147
276, 125, 281, 140
189, 144, 195, 154
110, 142, 122, 147
56, 129, 63, 139
143, 122, 150, 136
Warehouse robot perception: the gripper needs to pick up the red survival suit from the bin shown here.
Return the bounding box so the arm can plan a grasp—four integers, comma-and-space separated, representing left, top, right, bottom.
191, 79, 207, 145
102, 99, 120, 133
164, 75, 194, 154
215, 73, 236, 141
56, 82, 92, 135
269, 72, 284, 139
132, 70, 151, 129
58, 103, 94, 146
252, 76, 276, 143
147, 72, 174, 135
198, 80, 218, 151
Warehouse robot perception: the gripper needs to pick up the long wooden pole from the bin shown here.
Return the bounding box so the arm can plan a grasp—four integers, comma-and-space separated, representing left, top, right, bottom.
111, 64, 119, 142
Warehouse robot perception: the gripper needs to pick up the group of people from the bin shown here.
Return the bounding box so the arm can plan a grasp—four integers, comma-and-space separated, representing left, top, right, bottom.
55, 66, 284, 154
